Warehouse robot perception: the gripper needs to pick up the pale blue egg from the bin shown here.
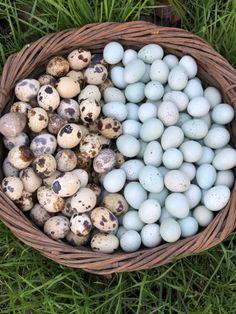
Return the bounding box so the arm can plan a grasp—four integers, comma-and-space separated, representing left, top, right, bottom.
196, 164, 217, 189
143, 141, 163, 167
122, 210, 144, 231
120, 230, 141, 252
184, 78, 204, 99
124, 182, 147, 209
138, 102, 158, 122
160, 218, 181, 242
116, 134, 140, 157
141, 224, 162, 247
140, 118, 164, 142
178, 216, 198, 237
193, 205, 214, 227
163, 54, 179, 69
124, 59, 146, 84
165, 193, 189, 218
126, 103, 139, 120
103, 42, 124, 64
168, 65, 188, 90
138, 44, 164, 64
103, 87, 126, 103
139, 165, 164, 193
110, 66, 127, 89
122, 119, 141, 138
140, 64, 151, 83
137, 139, 148, 158
103, 169, 126, 193
144, 81, 164, 101
121, 159, 145, 180
125, 82, 145, 103
149, 187, 168, 207
150, 59, 169, 84
122, 49, 138, 66
102, 102, 127, 121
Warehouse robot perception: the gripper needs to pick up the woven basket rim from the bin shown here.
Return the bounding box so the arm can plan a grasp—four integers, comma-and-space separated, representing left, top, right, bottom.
0, 21, 235, 275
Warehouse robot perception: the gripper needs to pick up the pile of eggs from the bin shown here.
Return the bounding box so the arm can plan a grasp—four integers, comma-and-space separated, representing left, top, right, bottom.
1, 42, 235, 254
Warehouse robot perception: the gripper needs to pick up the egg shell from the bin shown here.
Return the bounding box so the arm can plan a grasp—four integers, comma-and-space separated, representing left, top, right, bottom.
138, 102, 158, 123
178, 216, 198, 238
121, 120, 141, 138
103, 169, 126, 193
3, 132, 29, 151
203, 185, 230, 211
2, 176, 23, 200
168, 65, 188, 90
0, 112, 26, 138
33, 154, 56, 178
138, 44, 164, 64
196, 164, 217, 189
57, 123, 82, 149
215, 170, 234, 188
125, 82, 145, 103
179, 140, 203, 162
140, 118, 164, 142
102, 102, 127, 122
122, 210, 144, 231
143, 141, 163, 167
19, 167, 42, 193
80, 98, 101, 123
141, 224, 162, 248
75, 151, 92, 172
91, 207, 118, 232
2, 159, 19, 177
103, 86, 125, 104
184, 78, 204, 99
176, 112, 191, 127
187, 96, 210, 117
70, 213, 92, 236
179, 55, 198, 78
149, 187, 168, 207
211, 103, 234, 125
93, 149, 116, 173
103, 42, 124, 64
46, 56, 69, 77
159, 207, 173, 224
204, 86, 222, 108
162, 148, 183, 169
184, 184, 201, 209
52, 172, 80, 197
10, 101, 32, 114
91, 233, 119, 253
44, 216, 70, 240
120, 230, 141, 252
178, 162, 196, 181
102, 193, 128, 216
86, 183, 101, 198
182, 119, 208, 140
66, 231, 90, 247
84, 64, 108, 85
61, 198, 76, 217
160, 126, 184, 150
70, 187, 96, 213
193, 205, 214, 227
124, 59, 146, 84
116, 134, 140, 158
43, 170, 61, 187
144, 81, 164, 101
212, 148, 236, 170
67, 48, 91, 70
204, 127, 230, 149
57, 98, 80, 122
160, 218, 181, 242
122, 49, 138, 66
126, 103, 139, 120
138, 199, 161, 224
137, 140, 148, 159
116, 226, 127, 239
150, 59, 169, 84
164, 170, 190, 192
15, 79, 40, 102
66, 70, 84, 84
79, 85, 101, 102
37, 186, 64, 213
7, 145, 34, 169
56, 77, 81, 98
97, 117, 122, 139
37, 85, 60, 111
27, 107, 48, 133
124, 182, 147, 209
139, 165, 164, 193
15, 190, 34, 211
163, 91, 189, 111
29, 204, 51, 227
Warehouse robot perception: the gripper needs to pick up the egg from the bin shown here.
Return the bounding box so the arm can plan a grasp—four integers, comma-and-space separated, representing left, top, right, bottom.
149, 187, 168, 207
139, 165, 164, 193
140, 64, 151, 83
46, 56, 69, 77
160, 126, 184, 150
163, 91, 189, 111
126, 103, 139, 120
122, 49, 138, 66
102, 193, 128, 216
91, 207, 118, 232
29, 204, 51, 227
56, 76, 81, 98
164, 170, 190, 192
211, 103, 234, 125
184, 184, 201, 209
37, 186, 64, 213
55, 149, 77, 172
103, 86, 126, 103
52, 172, 80, 197
44, 216, 70, 240
78, 85, 101, 102
165, 191, 190, 219
178, 162, 196, 181
27, 107, 48, 133
176, 112, 191, 127
57, 99, 80, 122
70, 187, 97, 213
144, 81, 164, 101
212, 148, 236, 170
80, 98, 101, 123
163, 54, 179, 69
125, 82, 145, 103
93, 149, 116, 173
79, 134, 102, 158
42, 170, 61, 187
37, 85, 60, 111
32, 154, 56, 178
196, 164, 217, 189
187, 96, 210, 117
103, 169, 126, 193
204, 86, 222, 108
150, 59, 169, 84
2, 158, 19, 177
179, 55, 198, 78
15, 79, 40, 102
157, 101, 179, 126
57, 123, 82, 149
168, 65, 188, 90
120, 159, 144, 181
215, 170, 234, 188
124, 182, 147, 209
203, 185, 230, 211
124, 59, 146, 84
120, 230, 141, 252
204, 126, 230, 149
75, 151, 92, 172
122, 120, 141, 138
193, 205, 214, 227
179, 140, 203, 162
103, 42, 124, 64
122, 210, 144, 231
162, 148, 183, 169
19, 167, 42, 193
143, 141, 163, 167
91, 233, 119, 253
8, 145, 34, 169
67, 48, 91, 70
160, 218, 181, 242
3, 132, 29, 150
141, 224, 162, 248
138, 44, 164, 63
138, 199, 161, 224
116, 226, 127, 239
70, 213, 92, 236
1, 176, 23, 200
10, 101, 32, 114
30, 133, 57, 156
184, 78, 204, 99
84, 64, 108, 85
178, 217, 198, 237
47, 113, 67, 135
66, 231, 90, 247
182, 119, 208, 140
38, 74, 57, 86
138, 102, 158, 122
15, 190, 34, 211
97, 117, 122, 139
110, 66, 127, 89
116, 134, 140, 157
140, 118, 164, 142
102, 102, 127, 121
0, 112, 26, 138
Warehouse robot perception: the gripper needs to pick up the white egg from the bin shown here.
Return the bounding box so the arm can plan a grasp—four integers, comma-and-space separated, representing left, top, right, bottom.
125, 82, 145, 103
121, 159, 145, 180
163, 91, 189, 111
176, 112, 191, 127
196, 164, 217, 189
143, 141, 163, 167
122, 120, 141, 138
187, 96, 210, 117
139, 165, 164, 193
159, 207, 173, 223
168, 65, 188, 90
103, 87, 126, 103
203, 185, 230, 211
149, 187, 169, 207
163, 54, 179, 69
178, 216, 198, 237
141, 224, 162, 248
215, 170, 234, 188
184, 78, 204, 99
179, 55, 198, 78
161, 126, 184, 150
204, 86, 222, 108
212, 148, 236, 170
120, 230, 141, 252
179, 140, 203, 162
182, 119, 208, 139
138, 44, 164, 64
160, 218, 181, 242
157, 101, 179, 126
150, 59, 169, 84
126, 103, 139, 120
165, 193, 189, 218
164, 170, 190, 192
103, 169, 126, 193
138, 102, 158, 122
211, 103, 234, 125
110, 66, 127, 89
116, 134, 140, 157
140, 64, 151, 83
144, 81, 164, 101
138, 199, 161, 223
140, 118, 164, 142
124, 182, 147, 209
102, 102, 127, 121
196, 146, 215, 165
193, 205, 214, 227
184, 184, 201, 209
204, 126, 230, 149
122, 210, 144, 231
103, 42, 124, 64
162, 148, 183, 169
124, 59, 146, 84
122, 49, 138, 66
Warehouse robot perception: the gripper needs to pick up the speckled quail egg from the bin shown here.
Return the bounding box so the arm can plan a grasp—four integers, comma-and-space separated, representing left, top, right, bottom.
168, 65, 188, 90
193, 205, 214, 227
79, 98, 101, 123
125, 82, 145, 103
212, 148, 236, 170
103, 86, 126, 104
97, 117, 122, 139
52, 172, 80, 197
204, 86, 222, 108
37, 186, 64, 213
2, 158, 19, 177
103, 42, 124, 64
102, 193, 128, 216
0, 112, 26, 138
160, 218, 181, 242
90, 233, 119, 253
15, 79, 40, 102
138, 165, 164, 193
179, 140, 203, 162
56, 77, 81, 98
29, 204, 51, 227
121, 159, 145, 180
43, 170, 61, 187
91, 207, 118, 232
78, 85, 101, 102
67, 70, 84, 84
124, 182, 147, 209
3, 132, 29, 150
44, 216, 70, 240
143, 141, 163, 167
93, 149, 116, 174
57, 98, 80, 122
164, 170, 190, 192
10, 101, 32, 114
203, 185, 230, 211
15, 190, 34, 211
67, 48, 91, 70
47, 113, 67, 135
7, 145, 34, 169
55, 149, 77, 172
79, 134, 102, 158
30, 133, 57, 156
19, 167, 42, 193
32, 153, 56, 178
27, 107, 48, 133
115, 151, 126, 167
37, 85, 60, 111
84, 64, 108, 85
204, 126, 230, 149
71, 187, 97, 213
86, 183, 101, 198
120, 230, 141, 252
38, 74, 57, 86
103, 169, 126, 193
76, 151, 92, 171
61, 197, 75, 217
1, 176, 23, 200
70, 213, 92, 236
57, 123, 82, 149
46, 56, 69, 77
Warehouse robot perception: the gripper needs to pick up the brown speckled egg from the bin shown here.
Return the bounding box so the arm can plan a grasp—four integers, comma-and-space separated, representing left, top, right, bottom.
29, 204, 51, 227
79, 134, 102, 158
97, 117, 122, 139
71, 187, 97, 213
67, 49, 91, 70
84, 64, 108, 85
27, 107, 48, 133
67, 70, 84, 84
43, 170, 61, 187
15, 79, 40, 102
8, 145, 33, 169
2, 158, 19, 177
75, 151, 92, 171
37, 186, 65, 213
3, 132, 29, 150
90, 207, 118, 232
86, 183, 101, 197
38, 74, 57, 86
57, 123, 82, 149
79, 98, 101, 123
33, 154, 56, 178
66, 230, 90, 247
15, 190, 34, 211
93, 149, 116, 173
52, 172, 80, 197
10, 101, 32, 114
55, 77, 80, 98
55, 149, 77, 172
30, 133, 57, 156
91, 233, 119, 253
46, 56, 69, 77
70, 213, 92, 236
37, 85, 60, 111
0, 112, 26, 138
57, 98, 80, 122
19, 167, 42, 193
47, 113, 67, 135
44, 216, 70, 239
78, 85, 101, 102
102, 193, 128, 216
61, 197, 76, 217
2, 176, 23, 200
99, 79, 113, 94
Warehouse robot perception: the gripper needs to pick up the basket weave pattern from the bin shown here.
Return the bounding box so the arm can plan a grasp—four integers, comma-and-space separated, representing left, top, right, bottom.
0, 21, 235, 275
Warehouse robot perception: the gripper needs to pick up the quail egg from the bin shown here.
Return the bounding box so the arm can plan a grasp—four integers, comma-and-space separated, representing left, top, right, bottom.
57, 98, 80, 122
32, 153, 56, 178
1, 176, 23, 200
0, 112, 26, 138
57, 123, 82, 149
37, 186, 65, 213
15, 79, 40, 102
46, 56, 69, 77
19, 167, 42, 193
67, 48, 91, 70
27, 107, 48, 133
44, 216, 70, 239
7, 145, 34, 169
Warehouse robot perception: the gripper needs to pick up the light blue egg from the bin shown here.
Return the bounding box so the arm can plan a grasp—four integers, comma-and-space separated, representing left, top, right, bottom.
140, 64, 151, 83
125, 82, 145, 103
103, 42, 124, 64
138, 102, 157, 122
184, 78, 203, 99
124, 182, 147, 209
124, 59, 146, 84
102, 102, 127, 121
122, 119, 141, 138
139, 118, 164, 142
143, 141, 163, 167
160, 218, 181, 242
138, 44, 164, 64
165, 193, 189, 218
137, 139, 148, 158
121, 159, 145, 180
144, 81, 164, 101
126, 103, 139, 120
116, 134, 140, 157
110, 66, 127, 89
103, 87, 126, 104
122, 49, 138, 66
196, 164, 217, 189
122, 210, 144, 231
120, 230, 141, 252
139, 165, 164, 193
178, 216, 198, 237
141, 224, 162, 247
150, 59, 169, 84
103, 169, 126, 193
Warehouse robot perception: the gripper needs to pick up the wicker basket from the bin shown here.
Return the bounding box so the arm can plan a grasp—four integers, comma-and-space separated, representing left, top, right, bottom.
0, 21, 235, 275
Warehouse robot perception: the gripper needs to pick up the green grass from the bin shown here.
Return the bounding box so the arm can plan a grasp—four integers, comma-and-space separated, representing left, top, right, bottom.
0, 0, 236, 313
